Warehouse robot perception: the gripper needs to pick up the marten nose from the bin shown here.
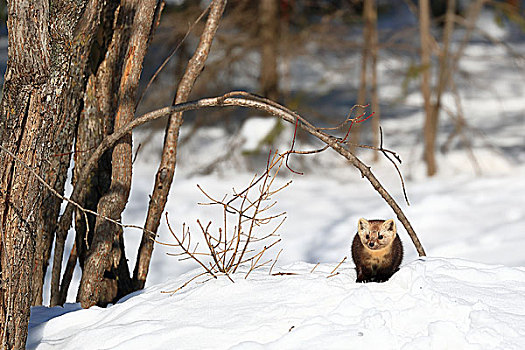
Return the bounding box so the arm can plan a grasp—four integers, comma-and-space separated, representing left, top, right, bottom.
368, 242, 374, 248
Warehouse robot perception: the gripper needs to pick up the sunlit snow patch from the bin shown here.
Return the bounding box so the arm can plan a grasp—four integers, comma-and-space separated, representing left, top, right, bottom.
28, 257, 525, 349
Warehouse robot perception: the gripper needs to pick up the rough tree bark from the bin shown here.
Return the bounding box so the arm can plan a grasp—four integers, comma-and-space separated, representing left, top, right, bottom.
66, 3, 130, 307
0, 0, 105, 347
53, 1, 165, 307
133, 0, 227, 291
51, 3, 120, 307
31, 1, 109, 307
77, 0, 161, 309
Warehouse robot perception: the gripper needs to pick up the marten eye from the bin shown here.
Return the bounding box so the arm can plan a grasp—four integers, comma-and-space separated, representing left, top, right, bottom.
378, 234, 383, 240
365, 234, 370, 239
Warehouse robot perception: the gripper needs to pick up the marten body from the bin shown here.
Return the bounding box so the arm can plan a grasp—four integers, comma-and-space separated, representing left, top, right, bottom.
351, 218, 403, 283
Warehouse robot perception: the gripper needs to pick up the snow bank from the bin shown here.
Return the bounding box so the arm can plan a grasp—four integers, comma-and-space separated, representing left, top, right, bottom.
28, 257, 525, 349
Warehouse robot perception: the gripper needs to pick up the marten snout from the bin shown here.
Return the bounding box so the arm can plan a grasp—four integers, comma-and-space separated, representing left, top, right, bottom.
368, 242, 375, 248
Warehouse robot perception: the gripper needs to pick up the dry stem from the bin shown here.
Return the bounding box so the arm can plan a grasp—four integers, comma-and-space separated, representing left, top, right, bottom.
158, 151, 288, 291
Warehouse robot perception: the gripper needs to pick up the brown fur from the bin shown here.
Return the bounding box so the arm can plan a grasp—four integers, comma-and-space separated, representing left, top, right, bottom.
351, 218, 403, 283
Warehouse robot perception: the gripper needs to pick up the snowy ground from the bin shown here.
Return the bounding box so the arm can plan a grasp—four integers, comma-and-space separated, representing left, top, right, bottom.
29, 258, 525, 349
28, 8, 525, 350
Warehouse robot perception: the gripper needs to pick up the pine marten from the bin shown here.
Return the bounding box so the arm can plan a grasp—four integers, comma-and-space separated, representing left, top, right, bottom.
351, 218, 403, 283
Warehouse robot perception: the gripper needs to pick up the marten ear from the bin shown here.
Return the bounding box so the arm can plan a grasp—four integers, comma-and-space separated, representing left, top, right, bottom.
357, 218, 369, 238
381, 219, 396, 238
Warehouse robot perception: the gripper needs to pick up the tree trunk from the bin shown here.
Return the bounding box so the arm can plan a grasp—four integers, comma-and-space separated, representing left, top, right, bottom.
32, 1, 109, 307
78, 0, 160, 309
427, 0, 455, 160
368, 0, 381, 161
0, 0, 105, 347
48, 2, 119, 307
259, 0, 280, 101
350, 0, 373, 153
419, 0, 436, 176
133, 0, 227, 291
0, 74, 44, 350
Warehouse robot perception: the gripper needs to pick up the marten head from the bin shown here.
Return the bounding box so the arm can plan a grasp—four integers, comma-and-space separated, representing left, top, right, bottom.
357, 218, 397, 250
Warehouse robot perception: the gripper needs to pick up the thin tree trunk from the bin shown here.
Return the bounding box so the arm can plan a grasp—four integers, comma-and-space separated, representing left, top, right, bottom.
419, 0, 436, 176
259, 0, 280, 101
440, 0, 484, 157
0, 0, 105, 346
78, 0, 161, 309
58, 242, 77, 305
424, 0, 456, 169
74, 0, 119, 272
367, 0, 381, 161
435, 0, 455, 102
133, 0, 227, 291
351, 0, 373, 153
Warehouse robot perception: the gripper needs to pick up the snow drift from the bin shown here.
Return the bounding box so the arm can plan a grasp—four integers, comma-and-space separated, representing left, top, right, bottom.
28, 257, 525, 349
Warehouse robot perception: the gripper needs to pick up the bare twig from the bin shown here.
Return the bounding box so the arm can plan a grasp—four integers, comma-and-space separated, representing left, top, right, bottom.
0, 144, 157, 238
269, 248, 283, 275
162, 271, 209, 294
319, 104, 369, 131
135, 2, 212, 109
162, 150, 287, 289
310, 263, 320, 273
165, 214, 217, 278
329, 256, 347, 275
285, 117, 304, 175
379, 127, 410, 205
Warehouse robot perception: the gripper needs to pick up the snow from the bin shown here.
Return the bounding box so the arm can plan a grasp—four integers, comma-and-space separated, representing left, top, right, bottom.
29, 258, 525, 349
28, 159, 525, 349
27, 6, 525, 350
238, 117, 281, 152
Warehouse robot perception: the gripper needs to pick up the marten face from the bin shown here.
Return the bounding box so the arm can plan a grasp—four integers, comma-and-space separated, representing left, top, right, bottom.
357, 218, 397, 251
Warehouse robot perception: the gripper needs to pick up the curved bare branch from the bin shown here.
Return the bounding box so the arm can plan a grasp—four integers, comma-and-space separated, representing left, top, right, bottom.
57, 91, 426, 258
